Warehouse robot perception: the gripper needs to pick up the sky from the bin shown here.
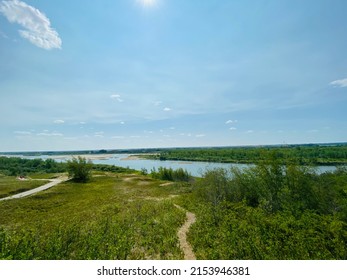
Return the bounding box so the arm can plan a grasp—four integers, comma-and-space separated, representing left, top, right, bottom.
0, 0, 346, 152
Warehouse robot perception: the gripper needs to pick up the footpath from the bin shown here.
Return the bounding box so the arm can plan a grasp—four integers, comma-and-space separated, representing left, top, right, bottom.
0, 176, 68, 201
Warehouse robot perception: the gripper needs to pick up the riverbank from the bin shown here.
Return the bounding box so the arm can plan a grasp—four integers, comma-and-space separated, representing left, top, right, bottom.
142, 144, 347, 166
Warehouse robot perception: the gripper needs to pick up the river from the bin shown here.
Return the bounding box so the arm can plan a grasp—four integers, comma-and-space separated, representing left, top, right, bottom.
20, 153, 339, 177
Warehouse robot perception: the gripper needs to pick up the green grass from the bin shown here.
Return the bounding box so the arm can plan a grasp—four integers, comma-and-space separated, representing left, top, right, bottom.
0, 174, 50, 199
0, 172, 187, 259
2, 162, 345, 260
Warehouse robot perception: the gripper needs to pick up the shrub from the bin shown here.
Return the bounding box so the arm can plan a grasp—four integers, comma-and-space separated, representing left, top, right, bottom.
150, 167, 191, 182
67, 156, 93, 183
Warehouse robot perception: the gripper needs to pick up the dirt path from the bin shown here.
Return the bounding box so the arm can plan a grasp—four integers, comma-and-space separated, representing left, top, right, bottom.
0, 176, 68, 201
140, 195, 197, 259
174, 204, 197, 260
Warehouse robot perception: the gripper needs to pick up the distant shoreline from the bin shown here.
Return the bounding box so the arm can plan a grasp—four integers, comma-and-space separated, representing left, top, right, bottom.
121, 154, 158, 161
49, 154, 115, 161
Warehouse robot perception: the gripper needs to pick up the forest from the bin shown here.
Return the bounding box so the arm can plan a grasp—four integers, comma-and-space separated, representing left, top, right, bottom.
144, 144, 347, 165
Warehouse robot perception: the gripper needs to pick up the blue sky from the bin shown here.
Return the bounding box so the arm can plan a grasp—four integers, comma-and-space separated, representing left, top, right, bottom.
0, 0, 346, 152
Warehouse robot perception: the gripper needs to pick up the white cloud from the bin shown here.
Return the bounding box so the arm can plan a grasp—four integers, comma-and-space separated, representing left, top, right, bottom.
110, 94, 123, 102
246, 130, 254, 133
14, 130, 31, 135
195, 134, 206, 138
226, 120, 238, 124
229, 127, 237, 130
54, 119, 65, 124
330, 78, 347, 88
0, 0, 62, 50
163, 107, 172, 111
37, 132, 63, 137
111, 136, 125, 139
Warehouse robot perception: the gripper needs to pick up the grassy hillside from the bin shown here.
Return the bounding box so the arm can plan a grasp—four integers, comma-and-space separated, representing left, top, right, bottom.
0, 174, 50, 199
0, 157, 346, 260
0, 172, 187, 259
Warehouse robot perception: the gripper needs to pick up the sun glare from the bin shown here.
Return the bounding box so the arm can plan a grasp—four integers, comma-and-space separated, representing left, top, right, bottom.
137, 0, 157, 7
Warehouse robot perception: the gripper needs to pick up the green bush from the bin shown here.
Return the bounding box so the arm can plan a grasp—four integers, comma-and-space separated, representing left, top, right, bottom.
150, 167, 191, 182
67, 156, 93, 183
188, 159, 347, 259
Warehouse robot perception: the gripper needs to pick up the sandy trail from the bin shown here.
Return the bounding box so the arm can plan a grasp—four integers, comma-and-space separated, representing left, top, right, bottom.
1, 174, 197, 259
0, 175, 68, 201
139, 194, 197, 259
174, 204, 197, 260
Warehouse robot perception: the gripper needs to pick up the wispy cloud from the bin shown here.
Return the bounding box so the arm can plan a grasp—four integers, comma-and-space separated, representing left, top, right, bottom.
225, 120, 238, 124
195, 134, 206, 138
229, 127, 237, 130
37, 131, 63, 137
163, 107, 172, 111
54, 119, 65, 124
0, 0, 62, 50
14, 130, 32, 135
110, 94, 123, 102
330, 78, 347, 88
94, 131, 104, 138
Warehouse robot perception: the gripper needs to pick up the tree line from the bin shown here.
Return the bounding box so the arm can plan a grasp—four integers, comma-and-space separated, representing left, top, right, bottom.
0, 157, 66, 176
0, 156, 132, 182
146, 144, 347, 165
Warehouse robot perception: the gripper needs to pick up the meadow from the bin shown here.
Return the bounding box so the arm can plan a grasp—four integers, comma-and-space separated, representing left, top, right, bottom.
0, 155, 346, 260
0, 171, 189, 259
0, 174, 49, 199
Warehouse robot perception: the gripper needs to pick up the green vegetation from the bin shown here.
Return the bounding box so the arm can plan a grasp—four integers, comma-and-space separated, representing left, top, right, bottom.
177, 158, 347, 259
0, 173, 186, 259
150, 167, 192, 182
144, 144, 347, 165
0, 156, 133, 177
0, 174, 49, 199
0, 157, 66, 176
0, 155, 346, 260
67, 156, 93, 183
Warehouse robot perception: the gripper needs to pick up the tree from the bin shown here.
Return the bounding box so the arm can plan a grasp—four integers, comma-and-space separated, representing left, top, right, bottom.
67, 156, 93, 183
